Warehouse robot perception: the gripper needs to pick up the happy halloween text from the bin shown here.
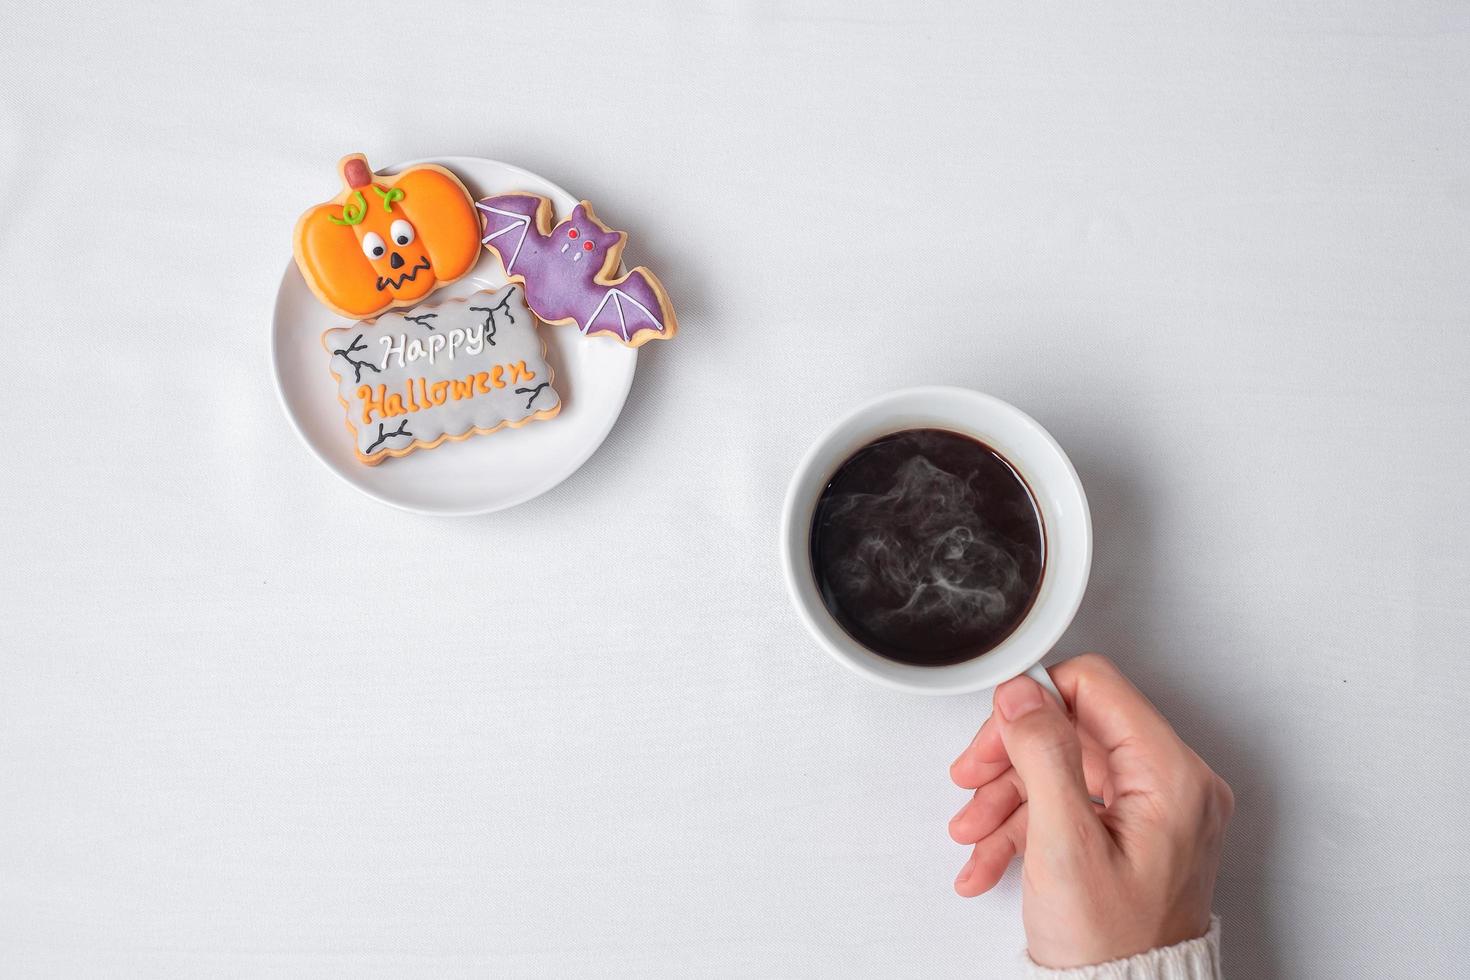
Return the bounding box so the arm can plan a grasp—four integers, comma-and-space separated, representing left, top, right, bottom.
356, 362, 537, 424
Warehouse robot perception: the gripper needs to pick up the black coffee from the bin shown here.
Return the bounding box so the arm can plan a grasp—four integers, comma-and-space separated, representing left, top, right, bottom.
810, 429, 1045, 667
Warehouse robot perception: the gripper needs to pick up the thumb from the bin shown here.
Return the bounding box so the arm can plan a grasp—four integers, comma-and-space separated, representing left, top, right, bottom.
994, 675, 1102, 848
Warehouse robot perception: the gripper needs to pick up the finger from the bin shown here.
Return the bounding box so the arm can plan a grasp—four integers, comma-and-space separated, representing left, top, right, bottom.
1047, 653, 1179, 753
950, 713, 1009, 789
994, 675, 1106, 850
955, 713, 1113, 799
949, 770, 1024, 844
954, 804, 1027, 897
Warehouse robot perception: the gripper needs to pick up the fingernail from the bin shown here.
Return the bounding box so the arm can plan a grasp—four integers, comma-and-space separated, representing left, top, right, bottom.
956, 854, 976, 885
950, 801, 969, 826
997, 676, 1044, 721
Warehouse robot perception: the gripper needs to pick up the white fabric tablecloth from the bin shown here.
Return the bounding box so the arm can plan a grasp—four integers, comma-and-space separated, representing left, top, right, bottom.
3, 2, 1467, 976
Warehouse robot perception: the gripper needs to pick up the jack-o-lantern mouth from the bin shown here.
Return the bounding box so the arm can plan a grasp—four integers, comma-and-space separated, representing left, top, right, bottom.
376, 255, 431, 291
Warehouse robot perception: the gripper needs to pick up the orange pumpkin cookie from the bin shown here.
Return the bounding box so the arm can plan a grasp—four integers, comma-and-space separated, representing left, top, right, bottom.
293, 154, 482, 319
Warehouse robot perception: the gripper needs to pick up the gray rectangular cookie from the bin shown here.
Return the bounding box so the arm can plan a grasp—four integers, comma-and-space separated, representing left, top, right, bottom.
322, 285, 560, 464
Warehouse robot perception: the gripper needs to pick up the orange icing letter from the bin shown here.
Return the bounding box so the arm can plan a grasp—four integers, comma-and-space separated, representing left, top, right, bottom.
359, 385, 386, 424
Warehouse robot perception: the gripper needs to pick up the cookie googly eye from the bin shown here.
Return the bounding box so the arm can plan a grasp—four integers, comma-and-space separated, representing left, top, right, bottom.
390, 220, 415, 247
583, 240, 594, 251
361, 232, 387, 260
567, 228, 579, 239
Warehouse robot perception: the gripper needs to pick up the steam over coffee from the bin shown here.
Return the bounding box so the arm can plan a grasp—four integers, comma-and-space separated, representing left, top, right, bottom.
810, 429, 1045, 667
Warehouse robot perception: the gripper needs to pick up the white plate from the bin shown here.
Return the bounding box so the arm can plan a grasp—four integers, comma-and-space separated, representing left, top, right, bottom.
271, 156, 637, 516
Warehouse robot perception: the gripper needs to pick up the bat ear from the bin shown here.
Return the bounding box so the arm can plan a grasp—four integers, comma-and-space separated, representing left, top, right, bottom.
570, 202, 591, 222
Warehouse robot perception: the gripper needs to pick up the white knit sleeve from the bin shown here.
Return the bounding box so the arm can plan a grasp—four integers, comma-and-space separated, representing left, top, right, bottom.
1021, 917, 1222, 980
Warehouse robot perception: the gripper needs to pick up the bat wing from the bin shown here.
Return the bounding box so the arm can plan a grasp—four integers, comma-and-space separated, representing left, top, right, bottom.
583, 268, 677, 346
474, 193, 550, 277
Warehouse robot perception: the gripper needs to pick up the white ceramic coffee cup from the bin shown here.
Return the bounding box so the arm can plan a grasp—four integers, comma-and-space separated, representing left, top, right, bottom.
779, 386, 1092, 696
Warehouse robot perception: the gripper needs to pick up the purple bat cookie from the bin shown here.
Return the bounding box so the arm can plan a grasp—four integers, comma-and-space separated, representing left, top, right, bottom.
475, 194, 678, 347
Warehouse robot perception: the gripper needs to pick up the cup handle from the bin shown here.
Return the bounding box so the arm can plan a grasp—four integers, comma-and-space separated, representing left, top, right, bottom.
1024, 662, 1063, 702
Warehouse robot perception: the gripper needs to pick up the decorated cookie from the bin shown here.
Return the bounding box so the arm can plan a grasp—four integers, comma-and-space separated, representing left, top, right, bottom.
476, 194, 677, 347
294, 154, 482, 319
322, 285, 560, 465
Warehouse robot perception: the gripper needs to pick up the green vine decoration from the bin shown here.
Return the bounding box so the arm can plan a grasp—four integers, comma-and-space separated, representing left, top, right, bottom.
328, 190, 368, 226
372, 185, 405, 212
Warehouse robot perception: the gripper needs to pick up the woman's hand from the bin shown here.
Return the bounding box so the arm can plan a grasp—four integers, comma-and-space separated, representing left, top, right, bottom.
949, 654, 1233, 969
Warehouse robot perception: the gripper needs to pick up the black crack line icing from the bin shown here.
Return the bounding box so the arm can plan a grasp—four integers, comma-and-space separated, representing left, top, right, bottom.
366, 420, 413, 454
332, 333, 380, 383
404, 313, 438, 330
514, 382, 550, 410
469, 291, 516, 346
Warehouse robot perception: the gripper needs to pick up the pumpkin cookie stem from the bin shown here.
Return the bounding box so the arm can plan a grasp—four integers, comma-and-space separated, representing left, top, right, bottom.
341, 154, 372, 189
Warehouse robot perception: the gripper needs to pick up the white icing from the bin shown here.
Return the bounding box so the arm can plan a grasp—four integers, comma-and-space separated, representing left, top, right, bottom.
361, 231, 386, 259
380, 330, 489, 369
585, 287, 665, 341
476, 202, 531, 273
379, 333, 406, 369
390, 218, 415, 246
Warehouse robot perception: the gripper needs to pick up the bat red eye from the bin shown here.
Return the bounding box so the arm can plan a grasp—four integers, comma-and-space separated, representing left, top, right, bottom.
567, 228, 578, 239
583, 240, 594, 251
